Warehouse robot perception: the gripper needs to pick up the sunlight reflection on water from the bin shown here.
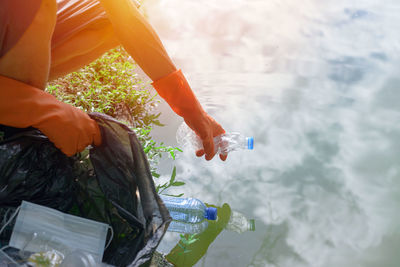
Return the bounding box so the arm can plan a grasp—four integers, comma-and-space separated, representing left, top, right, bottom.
142, 0, 400, 266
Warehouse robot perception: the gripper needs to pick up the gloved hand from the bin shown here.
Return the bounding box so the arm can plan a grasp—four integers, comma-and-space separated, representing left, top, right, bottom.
0, 75, 101, 156
152, 69, 227, 161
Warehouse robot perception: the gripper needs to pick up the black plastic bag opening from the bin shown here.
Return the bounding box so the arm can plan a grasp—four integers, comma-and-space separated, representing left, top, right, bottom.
0, 113, 171, 267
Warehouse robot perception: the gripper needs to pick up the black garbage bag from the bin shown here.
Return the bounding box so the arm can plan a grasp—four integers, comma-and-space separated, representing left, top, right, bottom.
0, 113, 171, 267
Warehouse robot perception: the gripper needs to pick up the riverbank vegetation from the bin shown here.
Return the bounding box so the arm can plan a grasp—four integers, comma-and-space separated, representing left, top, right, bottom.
47, 46, 183, 192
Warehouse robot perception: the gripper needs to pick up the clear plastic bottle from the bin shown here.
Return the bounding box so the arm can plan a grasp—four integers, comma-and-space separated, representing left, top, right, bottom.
167, 220, 209, 234
225, 211, 255, 234
176, 122, 254, 155
160, 195, 217, 223
60, 251, 112, 267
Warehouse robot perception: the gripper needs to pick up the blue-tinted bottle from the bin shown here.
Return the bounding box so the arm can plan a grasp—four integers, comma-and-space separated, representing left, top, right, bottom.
160, 195, 217, 223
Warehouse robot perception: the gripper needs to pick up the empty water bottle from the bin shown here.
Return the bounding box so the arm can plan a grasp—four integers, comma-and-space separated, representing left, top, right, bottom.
60, 251, 112, 267
176, 122, 254, 155
167, 220, 209, 234
160, 195, 217, 223
225, 210, 255, 234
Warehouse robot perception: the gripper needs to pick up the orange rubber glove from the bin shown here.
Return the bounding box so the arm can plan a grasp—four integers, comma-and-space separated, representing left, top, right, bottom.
152, 70, 227, 161
0, 75, 101, 156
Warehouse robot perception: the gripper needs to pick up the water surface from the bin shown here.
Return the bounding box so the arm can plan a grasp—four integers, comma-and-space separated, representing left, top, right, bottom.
142, 0, 400, 266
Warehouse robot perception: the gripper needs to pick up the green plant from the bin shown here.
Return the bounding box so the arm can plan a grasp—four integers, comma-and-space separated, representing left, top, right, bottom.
156, 166, 185, 196
47, 47, 161, 128
178, 234, 199, 254
47, 46, 184, 193
134, 127, 181, 174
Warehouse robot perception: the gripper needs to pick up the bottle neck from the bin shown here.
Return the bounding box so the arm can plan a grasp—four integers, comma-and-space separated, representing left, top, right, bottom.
246, 137, 254, 150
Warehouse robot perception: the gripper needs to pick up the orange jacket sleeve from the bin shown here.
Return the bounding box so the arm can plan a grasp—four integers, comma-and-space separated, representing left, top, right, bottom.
97, 0, 226, 160
98, 0, 177, 81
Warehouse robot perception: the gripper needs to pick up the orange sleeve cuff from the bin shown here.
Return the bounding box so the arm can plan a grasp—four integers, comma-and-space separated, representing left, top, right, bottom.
0, 75, 50, 128
151, 69, 203, 118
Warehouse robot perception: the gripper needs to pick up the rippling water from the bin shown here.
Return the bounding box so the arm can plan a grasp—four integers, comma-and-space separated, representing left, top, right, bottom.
141, 0, 400, 266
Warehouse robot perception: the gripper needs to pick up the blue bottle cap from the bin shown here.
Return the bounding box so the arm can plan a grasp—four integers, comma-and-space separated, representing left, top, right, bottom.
205, 207, 217, 220
247, 137, 254, 150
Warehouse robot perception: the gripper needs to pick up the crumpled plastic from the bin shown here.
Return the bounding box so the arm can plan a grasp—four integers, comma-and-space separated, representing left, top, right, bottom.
0, 113, 171, 267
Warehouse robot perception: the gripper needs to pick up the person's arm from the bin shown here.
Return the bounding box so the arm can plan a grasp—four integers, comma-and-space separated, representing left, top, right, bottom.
0, 75, 101, 156
0, 0, 101, 157
50, 23, 119, 81
98, 0, 176, 81
99, 0, 227, 160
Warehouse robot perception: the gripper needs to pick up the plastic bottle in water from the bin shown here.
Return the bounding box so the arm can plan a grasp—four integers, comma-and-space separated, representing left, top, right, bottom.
225, 210, 255, 234
176, 122, 254, 155
167, 220, 209, 234
159, 195, 217, 223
